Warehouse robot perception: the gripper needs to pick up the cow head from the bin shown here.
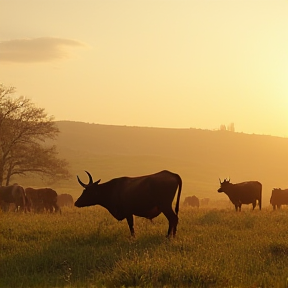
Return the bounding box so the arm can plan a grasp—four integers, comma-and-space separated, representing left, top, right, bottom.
217, 178, 231, 193
75, 171, 101, 207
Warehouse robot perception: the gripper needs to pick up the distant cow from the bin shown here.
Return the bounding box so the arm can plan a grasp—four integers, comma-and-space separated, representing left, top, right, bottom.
218, 178, 262, 211
75, 170, 182, 237
25, 187, 60, 213
200, 197, 210, 206
0, 184, 26, 212
57, 194, 74, 208
270, 188, 288, 210
183, 195, 199, 208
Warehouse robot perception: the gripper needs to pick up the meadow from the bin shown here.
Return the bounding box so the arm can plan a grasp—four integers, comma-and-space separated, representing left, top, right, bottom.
2, 206, 288, 288
5, 122, 288, 287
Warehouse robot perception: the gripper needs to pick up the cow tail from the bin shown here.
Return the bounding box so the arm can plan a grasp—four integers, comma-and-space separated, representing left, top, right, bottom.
259, 182, 262, 210
175, 174, 182, 215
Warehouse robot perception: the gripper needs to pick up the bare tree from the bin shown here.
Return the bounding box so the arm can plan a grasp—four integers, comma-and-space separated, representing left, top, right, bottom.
0, 84, 71, 185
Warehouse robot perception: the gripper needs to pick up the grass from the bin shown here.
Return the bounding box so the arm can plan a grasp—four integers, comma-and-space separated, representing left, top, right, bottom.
1, 206, 288, 288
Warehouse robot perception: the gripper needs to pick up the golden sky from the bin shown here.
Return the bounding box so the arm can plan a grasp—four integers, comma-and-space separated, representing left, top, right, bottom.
1, 0, 287, 137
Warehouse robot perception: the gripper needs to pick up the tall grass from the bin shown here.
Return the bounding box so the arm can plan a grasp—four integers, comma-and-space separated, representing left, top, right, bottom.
1, 207, 288, 288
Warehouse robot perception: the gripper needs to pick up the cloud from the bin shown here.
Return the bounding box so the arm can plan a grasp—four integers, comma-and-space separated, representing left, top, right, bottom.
0, 37, 86, 63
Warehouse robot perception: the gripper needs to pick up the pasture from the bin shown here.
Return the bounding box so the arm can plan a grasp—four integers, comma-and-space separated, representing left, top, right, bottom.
2, 206, 288, 288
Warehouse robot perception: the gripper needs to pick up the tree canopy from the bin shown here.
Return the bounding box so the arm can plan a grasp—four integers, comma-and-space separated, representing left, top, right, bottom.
0, 84, 71, 185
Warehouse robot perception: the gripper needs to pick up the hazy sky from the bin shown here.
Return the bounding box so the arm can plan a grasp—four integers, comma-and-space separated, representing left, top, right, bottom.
1, 0, 288, 137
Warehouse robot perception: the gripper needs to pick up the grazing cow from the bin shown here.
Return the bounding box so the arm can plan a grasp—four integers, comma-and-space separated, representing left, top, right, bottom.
183, 195, 199, 208
57, 193, 74, 208
75, 170, 182, 237
24, 194, 31, 212
270, 188, 288, 210
25, 187, 60, 213
200, 197, 210, 206
0, 184, 26, 212
25, 187, 42, 212
217, 178, 262, 211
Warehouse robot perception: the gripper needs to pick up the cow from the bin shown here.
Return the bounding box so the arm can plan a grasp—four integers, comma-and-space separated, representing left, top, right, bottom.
200, 197, 210, 206
0, 184, 26, 212
75, 170, 182, 237
270, 188, 288, 210
57, 193, 74, 208
25, 187, 61, 213
25, 187, 42, 213
217, 178, 262, 211
183, 195, 199, 208
24, 194, 31, 212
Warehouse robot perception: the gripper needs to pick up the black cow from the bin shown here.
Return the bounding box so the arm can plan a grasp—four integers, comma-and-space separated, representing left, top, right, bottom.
25, 187, 61, 213
0, 184, 26, 212
270, 188, 288, 210
75, 170, 182, 237
183, 195, 199, 207
217, 178, 262, 211
57, 193, 74, 208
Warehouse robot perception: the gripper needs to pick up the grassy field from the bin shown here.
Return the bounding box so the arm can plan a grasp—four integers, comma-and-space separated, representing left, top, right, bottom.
2, 206, 288, 288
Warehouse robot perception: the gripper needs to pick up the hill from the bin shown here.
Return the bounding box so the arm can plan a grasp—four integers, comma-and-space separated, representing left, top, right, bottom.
15, 121, 288, 207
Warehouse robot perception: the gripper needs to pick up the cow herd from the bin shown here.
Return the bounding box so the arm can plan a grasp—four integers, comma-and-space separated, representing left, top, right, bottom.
0, 184, 74, 213
183, 195, 210, 208
1, 170, 287, 238
75, 170, 288, 237
183, 179, 288, 212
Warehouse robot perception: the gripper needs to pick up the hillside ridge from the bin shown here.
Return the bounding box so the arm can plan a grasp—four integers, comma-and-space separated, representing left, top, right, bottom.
15, 120, 287, 207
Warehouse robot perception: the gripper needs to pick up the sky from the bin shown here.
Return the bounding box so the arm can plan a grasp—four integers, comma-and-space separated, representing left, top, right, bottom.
1, 0, 288, 137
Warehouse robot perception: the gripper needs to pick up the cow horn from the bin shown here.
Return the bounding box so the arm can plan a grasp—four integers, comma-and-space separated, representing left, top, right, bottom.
77, 175, 88, 188
77, 171, 94, 188
219, 178, 222, 184
85, 171, 93, 185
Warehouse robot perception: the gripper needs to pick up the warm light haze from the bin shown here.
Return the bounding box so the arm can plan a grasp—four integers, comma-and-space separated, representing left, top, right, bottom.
1, 0, 287, 137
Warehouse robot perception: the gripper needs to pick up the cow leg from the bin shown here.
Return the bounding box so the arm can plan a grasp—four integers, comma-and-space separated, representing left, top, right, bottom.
2, 202, 9, 212
46, 204, 53, 213
238, 204, 242, 212
126, 215, 135, 237
252, 201, 256, 210
162, 208, 178, 237
54, 203, 61, 214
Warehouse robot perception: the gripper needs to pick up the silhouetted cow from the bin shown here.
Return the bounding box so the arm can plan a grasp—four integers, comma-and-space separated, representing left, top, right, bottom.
25, 187, 60, 213
25, 187, 42, 212
200, 197, 210, 206
218, 178, 262, 211
75, 170, 182, 237
57, 193, 74, 208
0, 184, 26, 212
183, 195, 199, 208
270, 188, 288, 210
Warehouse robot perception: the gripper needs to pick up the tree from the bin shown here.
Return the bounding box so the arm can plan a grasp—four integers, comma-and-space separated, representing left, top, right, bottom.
228, 122, 235, 132
219, 123, 235, 132
0, 84, 71, 185
220, 124, 226, 131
